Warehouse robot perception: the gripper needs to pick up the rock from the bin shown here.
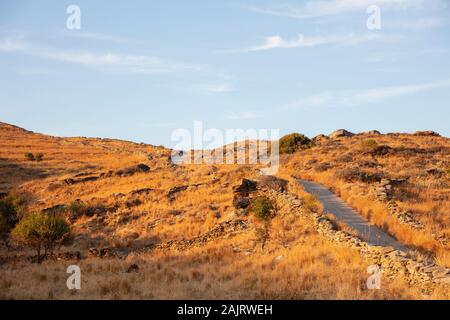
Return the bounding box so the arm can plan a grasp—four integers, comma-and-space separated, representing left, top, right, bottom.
312, 134, 330, 143
232, 179, 257, 196
167, 185, 188, 201
366, 130, 381, 135
329, 129, 355, 139
115, 164, 150, 177
413, 130, 440, 137
256, 175, 288, 192
126, 263, 139, 273
233, 196, 250, 209
434, 276, 450, 285
432, 267, 449, 278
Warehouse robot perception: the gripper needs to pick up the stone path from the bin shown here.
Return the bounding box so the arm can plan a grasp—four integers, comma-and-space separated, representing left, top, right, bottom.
297, 179, 408, 252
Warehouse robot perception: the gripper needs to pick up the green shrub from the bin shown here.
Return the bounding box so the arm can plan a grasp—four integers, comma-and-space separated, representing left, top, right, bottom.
25, 152, 35, 161
0, 195, 25, 244
11, 212, 72, 263
360, 139, 379, 152
250, 196, 274, 220
279, 133, 311, 154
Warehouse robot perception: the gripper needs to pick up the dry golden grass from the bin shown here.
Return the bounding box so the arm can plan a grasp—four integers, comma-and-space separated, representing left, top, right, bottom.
0, 123, 449, 299
280, 133, 450, 266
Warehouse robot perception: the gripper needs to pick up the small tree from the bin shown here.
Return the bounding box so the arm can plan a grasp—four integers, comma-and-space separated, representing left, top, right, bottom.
250, 196, 274, 220
12, 212, 71, 263
279, 133, 311, 154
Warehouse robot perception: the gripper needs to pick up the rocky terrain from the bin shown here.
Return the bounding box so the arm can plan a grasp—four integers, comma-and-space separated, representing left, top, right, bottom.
0, 122, 449, 299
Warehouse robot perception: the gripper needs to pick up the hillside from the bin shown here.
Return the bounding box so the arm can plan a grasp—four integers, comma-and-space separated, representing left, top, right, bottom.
0, 122, 449, 299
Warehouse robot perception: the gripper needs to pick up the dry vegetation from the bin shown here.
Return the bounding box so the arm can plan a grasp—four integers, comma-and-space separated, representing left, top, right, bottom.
280, 132, 450, 267
0, 122, 449, 299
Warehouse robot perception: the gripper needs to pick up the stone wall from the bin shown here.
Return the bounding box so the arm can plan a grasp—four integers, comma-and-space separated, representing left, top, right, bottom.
262, 187, 450, 291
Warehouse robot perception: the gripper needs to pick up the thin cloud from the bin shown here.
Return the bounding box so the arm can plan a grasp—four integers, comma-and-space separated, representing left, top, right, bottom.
0, 37, 204, 75
235, 33, 395, 53
290, 79, 450, 109
253, 0, 443, 19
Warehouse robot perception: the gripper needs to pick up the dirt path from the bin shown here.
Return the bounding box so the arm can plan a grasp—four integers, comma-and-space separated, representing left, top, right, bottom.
297, 179, 408, 252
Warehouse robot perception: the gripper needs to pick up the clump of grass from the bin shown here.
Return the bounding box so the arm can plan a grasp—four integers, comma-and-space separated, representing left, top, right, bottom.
359, 139, 378, 152
304, 194, 321, 212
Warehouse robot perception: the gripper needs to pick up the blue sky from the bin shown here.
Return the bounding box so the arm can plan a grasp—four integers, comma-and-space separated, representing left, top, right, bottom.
0, 0, 449, 147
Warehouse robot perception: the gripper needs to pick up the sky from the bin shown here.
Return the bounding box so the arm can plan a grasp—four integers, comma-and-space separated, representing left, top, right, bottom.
0, 0, 449, 148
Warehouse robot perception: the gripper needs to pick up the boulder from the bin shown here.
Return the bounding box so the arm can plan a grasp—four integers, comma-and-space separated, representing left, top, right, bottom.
233, 179, 257, 196
366, 130, 381, 135
256, 175, 288, 192
233, 196, 250, 209
312, 134, 330, 143
329, 129, 355, 139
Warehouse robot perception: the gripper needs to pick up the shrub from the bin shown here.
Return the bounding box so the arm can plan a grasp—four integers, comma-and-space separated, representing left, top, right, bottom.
11, 212, 72, 263
0, 195, 25, 245
250, 196, 274, 220
25, 153, 35, 161
35, 153, 44, 162
360, 139, 379, 152
279, 133, 311, 154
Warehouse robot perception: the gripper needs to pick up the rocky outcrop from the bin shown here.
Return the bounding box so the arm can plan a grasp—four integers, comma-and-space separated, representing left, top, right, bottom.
255, 175, 288, 192
329, 129, 355, 139
413, 131, 440, 137
312, 134, 330, 143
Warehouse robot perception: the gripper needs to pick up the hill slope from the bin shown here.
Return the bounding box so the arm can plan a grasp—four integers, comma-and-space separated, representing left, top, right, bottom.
0, 123, 449, 299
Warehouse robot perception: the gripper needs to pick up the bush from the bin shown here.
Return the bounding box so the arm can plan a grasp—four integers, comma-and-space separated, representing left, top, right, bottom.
24, 152, 44, 162
0, 195, 25, 245
25, 153, 35, 161
360, 139, 379, 152
11, 212, 72, 263
250, 196, 274, 220
35, 153, 44, 162
279, 133, 311, 154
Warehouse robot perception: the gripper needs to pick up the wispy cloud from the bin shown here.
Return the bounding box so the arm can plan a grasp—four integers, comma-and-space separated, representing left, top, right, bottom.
207, 84, 234, 93
253, 0, 443, 19
226, 111, 266, 120
59, 31, 144, 45
384, 16, 450, 30
289, 78, 450, 109
0, 37, 204, 74
234, 32, 395, 52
